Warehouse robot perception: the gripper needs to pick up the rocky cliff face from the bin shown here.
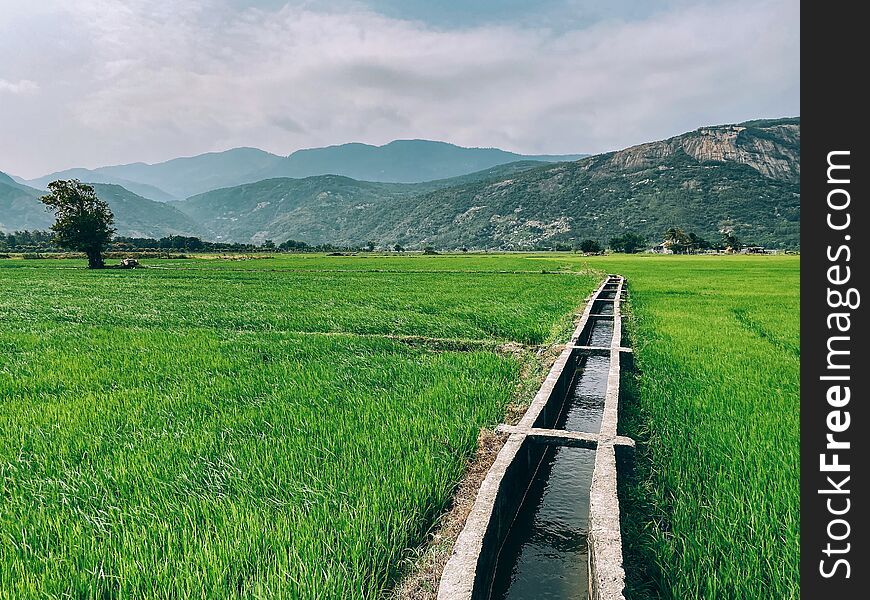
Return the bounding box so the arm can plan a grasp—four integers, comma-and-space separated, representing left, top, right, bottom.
602, 119, 799, 182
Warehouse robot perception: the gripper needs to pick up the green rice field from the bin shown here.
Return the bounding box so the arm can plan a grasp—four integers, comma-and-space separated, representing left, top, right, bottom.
0, 253, 799, 599
0, 255, 597, 599
597, 255, 800, 599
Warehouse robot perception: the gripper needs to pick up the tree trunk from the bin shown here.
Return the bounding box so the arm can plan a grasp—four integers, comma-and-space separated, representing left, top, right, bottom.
86, 248, 104, 269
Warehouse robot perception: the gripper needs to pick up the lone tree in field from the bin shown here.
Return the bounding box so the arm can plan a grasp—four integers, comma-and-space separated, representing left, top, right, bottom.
40, 180, 115, 269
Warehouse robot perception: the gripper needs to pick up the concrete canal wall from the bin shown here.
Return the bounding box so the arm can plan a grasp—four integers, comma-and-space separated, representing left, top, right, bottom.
438, 275, 634, 600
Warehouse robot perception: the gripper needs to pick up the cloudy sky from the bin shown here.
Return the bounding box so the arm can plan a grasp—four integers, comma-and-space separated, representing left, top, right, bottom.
0, 0, 799, 178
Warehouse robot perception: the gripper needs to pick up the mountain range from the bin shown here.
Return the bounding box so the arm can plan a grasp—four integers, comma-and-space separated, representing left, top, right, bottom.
360, 118, 800, 249
0, 177, 201, 238
20, 140, 586, 201
1, 118, 800, 249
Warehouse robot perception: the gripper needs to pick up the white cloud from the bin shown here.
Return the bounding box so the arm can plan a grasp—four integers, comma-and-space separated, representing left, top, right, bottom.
0, 78, 39, 94
0, 0, 798, 177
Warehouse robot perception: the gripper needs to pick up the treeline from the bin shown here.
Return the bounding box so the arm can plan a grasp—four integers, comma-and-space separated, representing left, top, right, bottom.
112, 235, 355, 253
0, 231, 356, 253
530, 228, 746, 254
0, 230, 55, 251
1, 228, 750, 255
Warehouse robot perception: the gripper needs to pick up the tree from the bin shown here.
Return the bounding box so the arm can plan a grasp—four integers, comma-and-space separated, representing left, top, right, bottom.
40, 180, 115, 268
609, 232, 646, 254
578, 239, 602, 253
366, 240, 376, 252
393, 243, 404, 252
686, 232, 711, 253
663, 227, 690, 254
721, 231, 740, 252
262, 239, 276, 250
279, 239, 310, 252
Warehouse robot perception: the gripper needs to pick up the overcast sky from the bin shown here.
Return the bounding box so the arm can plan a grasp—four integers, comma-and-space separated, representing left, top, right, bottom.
0, 0, 799, 178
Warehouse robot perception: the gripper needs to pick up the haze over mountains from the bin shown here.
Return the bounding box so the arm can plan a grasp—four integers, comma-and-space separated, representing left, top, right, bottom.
0, 176, 201, 238
0, 172, 50, 232
20, 141, 586, 201
1, 119, 800, 249
25, 169, 178, 203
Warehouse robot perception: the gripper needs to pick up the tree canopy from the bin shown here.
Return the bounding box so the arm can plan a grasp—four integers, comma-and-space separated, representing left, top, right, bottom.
609, 232, 646, 253
578, 239, 602, 253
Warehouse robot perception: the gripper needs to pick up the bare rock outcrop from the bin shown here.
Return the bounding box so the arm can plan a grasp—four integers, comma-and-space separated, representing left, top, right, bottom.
602, 122, 799, 182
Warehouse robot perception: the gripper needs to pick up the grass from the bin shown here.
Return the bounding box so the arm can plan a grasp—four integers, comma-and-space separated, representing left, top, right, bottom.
0, 253, 800, 598
0, 254, 598, 599
0, 257, 596, 345
590, 255, 800, 599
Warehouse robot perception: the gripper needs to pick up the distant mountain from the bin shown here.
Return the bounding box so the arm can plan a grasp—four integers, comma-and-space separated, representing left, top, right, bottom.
26, 169, 178, 203
5, 119, 800, 249
0, 172, 53, 231
173, 118, 800, 249
254, 140, 586, 186
0, 170, 39, 194
26, 141, 585, 200
173, 176, 412, 245
171, 161, 549, 244
95, 148, 284, 200
6, 161, 542, 241
363, 118, 800, 249
0, 176, 201, 238
88, 184, 202, 238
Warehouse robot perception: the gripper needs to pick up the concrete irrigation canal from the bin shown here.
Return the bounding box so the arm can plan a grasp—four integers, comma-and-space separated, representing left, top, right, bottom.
438, 275, 634, 600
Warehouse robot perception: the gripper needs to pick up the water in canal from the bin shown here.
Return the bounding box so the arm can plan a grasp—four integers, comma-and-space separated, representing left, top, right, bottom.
489, 346, 610, 599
